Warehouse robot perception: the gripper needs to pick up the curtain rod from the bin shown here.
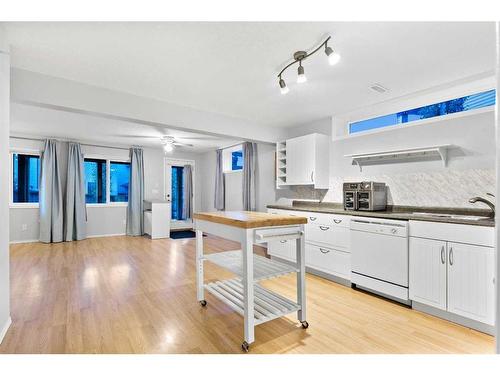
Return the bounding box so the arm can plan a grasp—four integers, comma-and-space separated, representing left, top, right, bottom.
10, 135, 132, 151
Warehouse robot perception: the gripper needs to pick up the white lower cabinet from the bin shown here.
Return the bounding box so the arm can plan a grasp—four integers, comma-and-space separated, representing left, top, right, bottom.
409, 237, 447, 310
409, 235, 495, 325
447, 242, 495, 325
306, 243, 350, 279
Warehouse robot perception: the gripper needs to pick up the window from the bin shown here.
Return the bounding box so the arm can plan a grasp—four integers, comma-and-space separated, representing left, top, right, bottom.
110, 161, 130, 202
84, 158, 106, 204
349, 89, 496, 134
231, 150, 244, 171
171, 166, 184, 220
12, 153, 40, 203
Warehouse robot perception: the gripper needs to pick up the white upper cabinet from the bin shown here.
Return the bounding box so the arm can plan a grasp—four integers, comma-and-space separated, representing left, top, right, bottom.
276, 133, 330, 189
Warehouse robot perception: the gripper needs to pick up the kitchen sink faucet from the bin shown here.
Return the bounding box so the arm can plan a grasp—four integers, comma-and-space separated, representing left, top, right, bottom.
468, 194, 495, 218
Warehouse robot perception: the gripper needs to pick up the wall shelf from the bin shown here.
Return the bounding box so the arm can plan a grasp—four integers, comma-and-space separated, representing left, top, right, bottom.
345, 144, 452, 171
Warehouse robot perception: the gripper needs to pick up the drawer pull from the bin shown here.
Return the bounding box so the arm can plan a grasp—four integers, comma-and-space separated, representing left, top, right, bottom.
319, 226, 330, 231
319, 248, 330, 254
309, 217, 317, 221
279, 240, 287, 243
333, 219, 342, 224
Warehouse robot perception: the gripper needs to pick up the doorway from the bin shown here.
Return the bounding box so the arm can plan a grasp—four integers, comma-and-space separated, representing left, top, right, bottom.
165, 158, 195, 230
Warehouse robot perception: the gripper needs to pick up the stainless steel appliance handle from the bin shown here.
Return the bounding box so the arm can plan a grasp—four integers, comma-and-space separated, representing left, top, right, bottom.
449, 247, 454, 266
319, 248, 330, 254
319, 226, 330, 231
440, 246, 445, 264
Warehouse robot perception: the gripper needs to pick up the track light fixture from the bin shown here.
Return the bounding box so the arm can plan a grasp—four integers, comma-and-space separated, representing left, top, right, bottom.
277, 35, 340, 94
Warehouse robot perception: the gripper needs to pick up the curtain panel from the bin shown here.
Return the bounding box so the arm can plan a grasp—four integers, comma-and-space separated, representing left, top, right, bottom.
39, 139, 64, 243
242, 142, 257, 211
126, 147, 145, 236
182, 164, 193, 219
64, 142, 87, 241
214, 149, 225, 210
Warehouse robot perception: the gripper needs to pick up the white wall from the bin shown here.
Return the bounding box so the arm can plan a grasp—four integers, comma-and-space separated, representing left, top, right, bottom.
9, 136, 204, 242
0, 26, 11, 343
277, 78, 497, 209
199, 143, 276, 213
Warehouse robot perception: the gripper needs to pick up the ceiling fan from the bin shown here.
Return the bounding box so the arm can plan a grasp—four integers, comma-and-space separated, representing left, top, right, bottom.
160, 136, 193, 153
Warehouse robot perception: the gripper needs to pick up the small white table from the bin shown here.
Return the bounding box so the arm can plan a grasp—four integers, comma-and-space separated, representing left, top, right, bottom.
193, 211, 308, 352
144, 199, 171, 239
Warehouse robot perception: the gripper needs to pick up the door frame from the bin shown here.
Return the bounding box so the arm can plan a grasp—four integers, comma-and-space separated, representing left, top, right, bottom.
164, 157, 196, 229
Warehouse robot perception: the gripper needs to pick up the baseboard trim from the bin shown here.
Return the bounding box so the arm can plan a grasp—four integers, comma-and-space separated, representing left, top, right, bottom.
0, 316, 12, 344
86, 233, 126, 239
9, 239, 39, 244
412, 301, 494, 335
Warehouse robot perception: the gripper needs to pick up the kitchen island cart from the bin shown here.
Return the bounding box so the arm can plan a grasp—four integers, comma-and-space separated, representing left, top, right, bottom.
193, 211, 308, 352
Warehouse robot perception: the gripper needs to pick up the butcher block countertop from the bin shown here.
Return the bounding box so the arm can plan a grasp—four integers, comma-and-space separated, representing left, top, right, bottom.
193, 211, 308, 229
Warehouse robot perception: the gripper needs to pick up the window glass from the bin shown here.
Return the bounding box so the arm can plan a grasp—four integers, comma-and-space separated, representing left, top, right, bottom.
231, 150, 244, 171
171, 166, 184, 220
84, 158, 107, 204
12, 153, 40, 203
349, 89, 496, 134
110, 161, 130, 202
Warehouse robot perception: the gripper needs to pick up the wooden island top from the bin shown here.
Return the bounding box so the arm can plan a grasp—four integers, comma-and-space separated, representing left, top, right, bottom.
193, 211, 307, 229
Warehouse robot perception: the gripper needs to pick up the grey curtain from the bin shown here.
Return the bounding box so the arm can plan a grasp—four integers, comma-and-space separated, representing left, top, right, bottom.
39, 139, 64, 243
242, 142, 257, 211
126, 147, 145, 236
214, 149, 225, 210
64, 142, 87, 241
182, 164, 193, 219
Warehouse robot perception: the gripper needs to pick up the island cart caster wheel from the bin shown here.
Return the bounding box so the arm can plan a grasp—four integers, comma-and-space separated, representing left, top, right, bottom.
301, 321, 309, 329
241, 341, 250, 352
200, 300, 207, 307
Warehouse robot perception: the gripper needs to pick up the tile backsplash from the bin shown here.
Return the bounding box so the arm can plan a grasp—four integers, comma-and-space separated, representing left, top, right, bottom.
276, 169, 495, 208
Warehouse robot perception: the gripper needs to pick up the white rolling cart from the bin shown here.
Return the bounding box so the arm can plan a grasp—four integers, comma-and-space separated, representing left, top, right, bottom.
193, 211, 308, 352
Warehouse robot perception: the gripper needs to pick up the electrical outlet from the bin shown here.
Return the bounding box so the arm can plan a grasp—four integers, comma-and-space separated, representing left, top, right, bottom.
21, 224, 28, 231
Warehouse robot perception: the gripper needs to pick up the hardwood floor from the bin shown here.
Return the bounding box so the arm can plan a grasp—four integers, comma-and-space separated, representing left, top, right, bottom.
0, 235, 494, 354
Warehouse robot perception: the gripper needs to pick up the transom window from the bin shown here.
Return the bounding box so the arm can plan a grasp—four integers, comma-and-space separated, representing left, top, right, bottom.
12, 153, 40, 204
349, 89, 496, 134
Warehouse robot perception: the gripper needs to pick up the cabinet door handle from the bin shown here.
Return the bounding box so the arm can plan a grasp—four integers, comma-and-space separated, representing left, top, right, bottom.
319, 226, 330, 231
311, 171, 314, 182
309, 217, 317, 221
449, 247, 454, 266
279, 240, 287, 243
319, 248, 330, 254
440, 246, 445, 264
333, 219, 342, 224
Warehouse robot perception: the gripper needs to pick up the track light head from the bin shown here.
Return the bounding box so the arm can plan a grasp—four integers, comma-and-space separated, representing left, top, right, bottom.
325, 45, 340, 65
297, 64, 307, 83
279, 78, 289, 94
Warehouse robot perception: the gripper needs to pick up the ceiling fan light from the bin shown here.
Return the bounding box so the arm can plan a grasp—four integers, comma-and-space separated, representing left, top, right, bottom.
297, 65, 307, 83
163, 143, 174, 153
279, 78, 289, 94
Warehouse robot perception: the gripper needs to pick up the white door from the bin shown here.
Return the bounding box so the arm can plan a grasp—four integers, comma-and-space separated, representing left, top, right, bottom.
447, 242, 495, 325
286, 135, 315, 185
409, 237, 447, 310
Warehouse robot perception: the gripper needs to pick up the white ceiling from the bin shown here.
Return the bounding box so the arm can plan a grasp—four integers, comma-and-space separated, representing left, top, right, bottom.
4, 22, 497, 128
10, 103, 238, 152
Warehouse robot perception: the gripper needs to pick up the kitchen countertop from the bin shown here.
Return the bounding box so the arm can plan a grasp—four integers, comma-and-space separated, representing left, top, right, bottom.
267, 201, 495, 227
193, 211, 307, 229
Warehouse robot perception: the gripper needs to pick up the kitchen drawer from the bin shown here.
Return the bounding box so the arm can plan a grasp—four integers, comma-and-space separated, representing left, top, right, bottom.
268, 238, 294, 261
306, 243, 350, 279
306, 223, 350, 252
